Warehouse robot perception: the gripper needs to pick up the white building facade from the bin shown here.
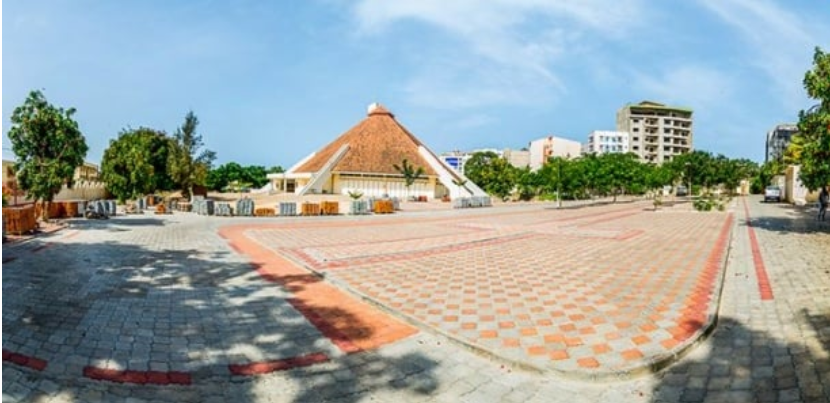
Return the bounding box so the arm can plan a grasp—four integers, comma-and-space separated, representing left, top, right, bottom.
528, 136, 582, 170
584, 131, 630, 155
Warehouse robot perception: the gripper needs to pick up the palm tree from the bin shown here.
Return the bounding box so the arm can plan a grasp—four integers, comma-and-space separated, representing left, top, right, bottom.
393, 159, 425, 200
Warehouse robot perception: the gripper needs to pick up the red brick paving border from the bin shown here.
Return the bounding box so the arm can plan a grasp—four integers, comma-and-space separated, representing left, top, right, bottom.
228, 352, 330, 376
742, 198, 774, 300
83, 366, 192, 385
2, 349, 48, 371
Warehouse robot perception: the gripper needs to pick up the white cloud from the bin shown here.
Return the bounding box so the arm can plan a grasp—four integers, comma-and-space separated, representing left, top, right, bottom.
351, 0, 649, 108
696, 0, 830, 107
632, 65, 734, 111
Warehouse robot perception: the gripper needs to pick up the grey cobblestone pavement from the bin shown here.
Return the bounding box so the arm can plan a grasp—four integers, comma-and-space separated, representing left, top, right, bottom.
2, 196, 828, 402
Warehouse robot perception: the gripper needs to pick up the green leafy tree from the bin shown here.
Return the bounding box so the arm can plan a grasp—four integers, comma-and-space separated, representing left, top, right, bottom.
464, 152, 515, 199
794, 47, 830, 190
267, 165, 285, 174
7, 90, 88, 219
643, 163, 673, 192
514, 166, 539, 201
393, 158, 426, 198
596, 153, 641, 202
207, 162, 245, 191
101, 128, 174, 202
167, 111, 216, 199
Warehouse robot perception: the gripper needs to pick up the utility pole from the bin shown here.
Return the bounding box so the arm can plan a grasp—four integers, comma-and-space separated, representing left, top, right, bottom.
557, 157, 562, 209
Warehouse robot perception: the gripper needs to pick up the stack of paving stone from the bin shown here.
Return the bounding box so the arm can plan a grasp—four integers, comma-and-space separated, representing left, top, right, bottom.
367, 198, 376, 212
301, 202, 321, 216
192, 198, 215, 216
321, 201, 339, 215
349, 200, 369, 215
279, 202, 297, 216
236, 198, 255, 216
215, 202, 233, 216
452, 196, 493, 209
391, 197, 400, 211
105, 200, 117, 215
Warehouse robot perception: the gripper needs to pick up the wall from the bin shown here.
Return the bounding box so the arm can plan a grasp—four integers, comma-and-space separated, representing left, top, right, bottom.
53, 181, 109, 201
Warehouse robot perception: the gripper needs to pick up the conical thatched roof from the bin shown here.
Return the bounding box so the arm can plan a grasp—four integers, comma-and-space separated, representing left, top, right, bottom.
292, 104, 438, 176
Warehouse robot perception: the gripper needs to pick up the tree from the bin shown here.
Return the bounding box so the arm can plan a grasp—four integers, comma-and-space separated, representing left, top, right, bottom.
101, 128, 174, 202
167, 111, 216, 199
393, 159, 426, 198
207, 163, 270, 192
794, 47, 830, 190
595, 153, 641, 202
514, 166, 539, 201
464, 152, 515, 200
7, 90, 88, 219
267, 165, 285, 174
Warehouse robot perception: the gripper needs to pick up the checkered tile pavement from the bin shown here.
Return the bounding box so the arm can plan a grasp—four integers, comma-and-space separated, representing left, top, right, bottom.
246, 202, 733, 375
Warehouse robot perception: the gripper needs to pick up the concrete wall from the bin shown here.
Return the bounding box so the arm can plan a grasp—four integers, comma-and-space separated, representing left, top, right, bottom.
53, 181, 109, 201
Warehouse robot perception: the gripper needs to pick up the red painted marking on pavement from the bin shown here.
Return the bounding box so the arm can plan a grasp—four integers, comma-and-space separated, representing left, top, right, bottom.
298, 233, 538, 271
742, 198, 774, 300
2, 349, 48, 371
82, 366, 192, 385
573, 210, 642, 226
286, 298, 363, 353
228, 352, 330, 376
672, 214, 734, 341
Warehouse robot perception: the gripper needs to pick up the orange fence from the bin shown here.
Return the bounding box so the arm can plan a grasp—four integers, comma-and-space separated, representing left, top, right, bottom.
3, 204, 38, 235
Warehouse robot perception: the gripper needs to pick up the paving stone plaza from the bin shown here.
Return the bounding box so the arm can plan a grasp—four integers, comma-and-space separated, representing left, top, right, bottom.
3, 196, 829, 402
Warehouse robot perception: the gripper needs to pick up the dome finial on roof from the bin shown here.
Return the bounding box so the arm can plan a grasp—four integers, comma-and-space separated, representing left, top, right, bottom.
367, 102, 393, 117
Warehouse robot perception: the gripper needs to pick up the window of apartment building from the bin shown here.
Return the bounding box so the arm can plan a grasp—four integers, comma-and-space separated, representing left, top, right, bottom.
632, 137, 639, 141
633, 128, 639, 132
633, 146, 639, 151
664, 128, 670, 133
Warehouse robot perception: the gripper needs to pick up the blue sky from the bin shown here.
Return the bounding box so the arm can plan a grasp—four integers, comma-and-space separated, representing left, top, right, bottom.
3, 0, 829, 168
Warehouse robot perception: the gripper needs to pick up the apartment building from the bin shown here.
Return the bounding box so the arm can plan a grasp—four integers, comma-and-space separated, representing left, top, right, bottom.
765, 124, 798, 163
584, 130, 630, 155
616, 101, 693, 164
528, 136, 582, 170
503, 148, 530, 169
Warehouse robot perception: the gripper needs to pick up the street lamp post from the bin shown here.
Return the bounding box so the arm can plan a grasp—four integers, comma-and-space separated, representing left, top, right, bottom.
685, 162, 692, 198
557, 158, 562, 209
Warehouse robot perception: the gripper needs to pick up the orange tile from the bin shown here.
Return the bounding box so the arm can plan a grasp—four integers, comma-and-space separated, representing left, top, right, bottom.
621, 349, 644, 361
544, 334, 564, 344
592, 343, 612, 354
632, 335, 651, 345
577, 358, 600, 368
549, 350, 569, 360
520, 328, 538, 336
480, 330, 498, 339
527, 345, 547, 356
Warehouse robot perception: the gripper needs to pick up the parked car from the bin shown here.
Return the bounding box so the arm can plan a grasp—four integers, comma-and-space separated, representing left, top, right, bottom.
764, 185, 781, 203
676, 185, 688, 196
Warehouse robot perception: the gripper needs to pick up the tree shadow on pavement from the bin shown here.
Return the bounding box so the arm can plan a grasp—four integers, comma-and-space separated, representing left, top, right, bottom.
651, 317, 830, 403
1, 222, 440, 403
748, 202, 830, 235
